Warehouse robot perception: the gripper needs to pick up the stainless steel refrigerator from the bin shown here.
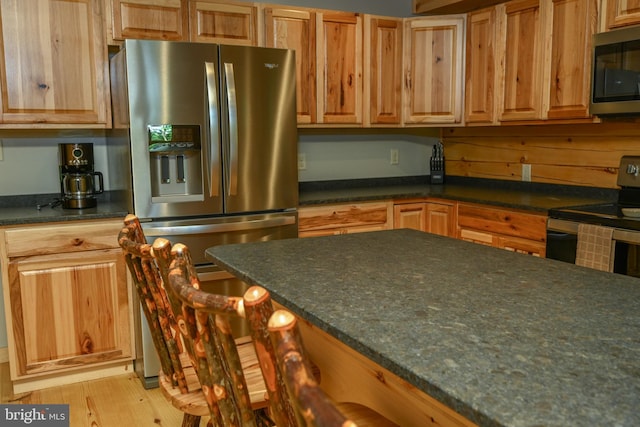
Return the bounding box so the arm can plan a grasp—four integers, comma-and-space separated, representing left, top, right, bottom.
109, 39, 298, 387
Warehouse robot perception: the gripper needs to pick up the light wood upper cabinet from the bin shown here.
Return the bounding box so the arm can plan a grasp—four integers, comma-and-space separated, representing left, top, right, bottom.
413, 0, 509, 14
317, 11, 363, 125
546, 0, 596, 120
465, 7, 498, 124
466, 0, 596, 124
110, 0, 257, 45
364, 16, 403, 126
189, 0, 258, 45
1, 220, 133, 388
264, 7, 317, 124
499, 0, 546, 122
604, 0, 640, 30
0, 0, 111, 127
403, 16, 465, 124
111, 0, 188, 41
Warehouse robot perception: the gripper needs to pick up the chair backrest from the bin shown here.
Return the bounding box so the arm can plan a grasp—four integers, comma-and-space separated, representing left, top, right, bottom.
243, 286, 298, 426
268, 309, 358, 427
117, 214, 188, 393
154, 240, 280, 427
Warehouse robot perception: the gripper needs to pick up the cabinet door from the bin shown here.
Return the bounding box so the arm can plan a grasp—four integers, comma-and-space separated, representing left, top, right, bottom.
111, 0, 188, 41
499, 0, 546, 122
403, 16, 465, 124
605, 0, 640, 30
189, 0, 257, 45
425, 200, 456, 237
465, 7, 498, 124
8, 249, 132, 378
394, 203, 427, 231
546, 0, 596, 120
365, 16, 403, 125
0, 0, 110, 126
264, 7, 317, 124
317, 11, 362, 124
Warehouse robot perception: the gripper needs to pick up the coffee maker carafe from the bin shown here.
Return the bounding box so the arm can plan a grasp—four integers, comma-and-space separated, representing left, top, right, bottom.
59, 143, 104, 209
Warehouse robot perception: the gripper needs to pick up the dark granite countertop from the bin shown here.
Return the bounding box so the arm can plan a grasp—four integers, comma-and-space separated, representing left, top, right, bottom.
299, 176, 619, 213
0, 177, 619, 226
207, 229, 640, 427
0, 193, 129, 226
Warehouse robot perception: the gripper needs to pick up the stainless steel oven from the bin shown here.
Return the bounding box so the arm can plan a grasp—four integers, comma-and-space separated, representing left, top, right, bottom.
547, 156, 640, 277
547, 218, 640, 277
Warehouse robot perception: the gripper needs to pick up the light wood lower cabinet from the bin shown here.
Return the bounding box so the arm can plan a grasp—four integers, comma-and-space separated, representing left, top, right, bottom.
293, 309, 477, 426
1, 219, 134, 392
393, 199, 457, 237
298, 202, 393, 237
457, 202, 547, 256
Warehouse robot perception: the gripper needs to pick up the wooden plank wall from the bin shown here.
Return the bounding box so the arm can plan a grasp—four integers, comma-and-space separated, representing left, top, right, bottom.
441, 122, 640, 189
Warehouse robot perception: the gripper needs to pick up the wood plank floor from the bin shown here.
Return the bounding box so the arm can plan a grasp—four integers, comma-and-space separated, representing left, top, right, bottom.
0, 363, 209, 426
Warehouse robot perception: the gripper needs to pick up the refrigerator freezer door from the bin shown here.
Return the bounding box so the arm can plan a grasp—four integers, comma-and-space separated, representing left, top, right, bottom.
219, 45, 298, 214
124, 39, 224, 220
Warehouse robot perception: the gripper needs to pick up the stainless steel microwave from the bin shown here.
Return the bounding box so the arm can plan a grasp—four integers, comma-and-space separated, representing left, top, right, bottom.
591, 26, 640, 116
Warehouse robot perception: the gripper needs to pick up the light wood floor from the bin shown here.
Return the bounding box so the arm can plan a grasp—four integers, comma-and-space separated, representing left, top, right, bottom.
0, 363, 209, 426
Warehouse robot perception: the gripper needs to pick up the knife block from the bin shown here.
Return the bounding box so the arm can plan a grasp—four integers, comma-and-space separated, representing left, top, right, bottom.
430, 156, 445, 184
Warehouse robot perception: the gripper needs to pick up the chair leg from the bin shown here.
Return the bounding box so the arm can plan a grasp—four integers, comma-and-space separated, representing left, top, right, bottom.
181, 414, 201, 427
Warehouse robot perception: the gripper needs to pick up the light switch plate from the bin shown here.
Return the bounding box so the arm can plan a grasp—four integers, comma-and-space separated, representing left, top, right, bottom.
522, 164, 531, 182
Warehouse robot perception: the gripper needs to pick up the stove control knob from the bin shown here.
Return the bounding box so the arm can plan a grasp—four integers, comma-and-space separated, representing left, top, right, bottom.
627, 164, 639, 176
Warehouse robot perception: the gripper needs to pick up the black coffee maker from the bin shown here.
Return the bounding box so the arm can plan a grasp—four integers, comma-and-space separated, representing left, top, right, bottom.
59, 143, 104, 209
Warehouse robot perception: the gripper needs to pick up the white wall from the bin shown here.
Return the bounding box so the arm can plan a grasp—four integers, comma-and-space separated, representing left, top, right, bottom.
0, 131, 110, 196
298, 130, 440, 181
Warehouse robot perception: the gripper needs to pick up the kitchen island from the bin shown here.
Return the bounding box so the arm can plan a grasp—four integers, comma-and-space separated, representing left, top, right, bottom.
206, 229, 640, 427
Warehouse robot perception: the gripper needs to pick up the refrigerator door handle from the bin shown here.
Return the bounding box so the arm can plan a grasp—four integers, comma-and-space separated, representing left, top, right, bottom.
224, 62, 239, 196
142, 216, 296, 237
205, 61, 220, 198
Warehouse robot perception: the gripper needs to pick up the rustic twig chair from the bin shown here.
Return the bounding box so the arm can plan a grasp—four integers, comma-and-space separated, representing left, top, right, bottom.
154, 238, 298, 427
268, 309, 399, 427
118, 214, 274, 426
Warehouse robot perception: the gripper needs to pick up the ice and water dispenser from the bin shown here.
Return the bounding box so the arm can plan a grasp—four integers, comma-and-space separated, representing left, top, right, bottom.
148, 124, 204, 203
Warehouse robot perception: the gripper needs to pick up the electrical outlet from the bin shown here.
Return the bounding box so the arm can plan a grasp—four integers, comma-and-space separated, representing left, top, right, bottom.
390, 148, 399, 165
298, 153, 307, 170
522, 164, 531, 182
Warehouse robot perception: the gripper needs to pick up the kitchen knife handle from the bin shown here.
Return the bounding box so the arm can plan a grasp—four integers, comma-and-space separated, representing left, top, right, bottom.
205, 61, 220, 198
224, 62, 238, 196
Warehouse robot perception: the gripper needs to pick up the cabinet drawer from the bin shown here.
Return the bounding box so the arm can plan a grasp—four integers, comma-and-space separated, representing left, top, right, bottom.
4, 220, 123, 257
299, 202, 391, 233
457, 203, 546, 242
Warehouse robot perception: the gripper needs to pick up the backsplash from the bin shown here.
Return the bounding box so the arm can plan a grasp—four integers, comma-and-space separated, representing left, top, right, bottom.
442, 121, 640, 189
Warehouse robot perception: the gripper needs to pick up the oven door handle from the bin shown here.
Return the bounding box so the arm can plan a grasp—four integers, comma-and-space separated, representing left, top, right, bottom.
143, 216, 296, 237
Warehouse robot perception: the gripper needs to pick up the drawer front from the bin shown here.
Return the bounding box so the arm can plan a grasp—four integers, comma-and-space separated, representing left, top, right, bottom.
299, 203, 391, 232
457, 203, 546, 242
4, 219, 123, 257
